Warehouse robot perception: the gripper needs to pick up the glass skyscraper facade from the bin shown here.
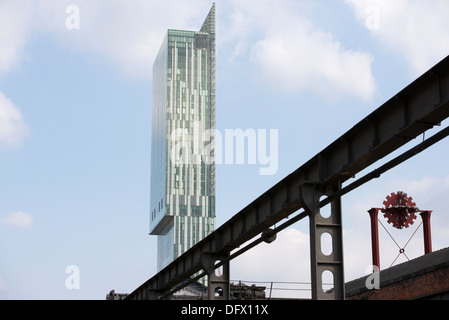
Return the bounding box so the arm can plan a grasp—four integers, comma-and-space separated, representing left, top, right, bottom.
150, 4, 216, 272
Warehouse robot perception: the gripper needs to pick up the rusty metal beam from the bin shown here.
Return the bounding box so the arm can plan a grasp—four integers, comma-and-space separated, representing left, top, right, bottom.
126, 55, 449, 300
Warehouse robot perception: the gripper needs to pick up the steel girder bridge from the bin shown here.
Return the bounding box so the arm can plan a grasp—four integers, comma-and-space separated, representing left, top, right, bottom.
126, 55, 449, 300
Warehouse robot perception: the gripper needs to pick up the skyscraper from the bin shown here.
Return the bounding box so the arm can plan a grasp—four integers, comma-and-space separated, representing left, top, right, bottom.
150, 4, 216, 272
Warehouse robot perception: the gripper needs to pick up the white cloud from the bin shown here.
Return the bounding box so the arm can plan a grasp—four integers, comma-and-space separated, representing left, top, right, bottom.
0, 2, 30, 149
0, 1, 31, 74
221, 0, 376, 101
233, 228, 309, 279
34, 0, 210, 79
0, 91, 29, 147
345, 0, 449, 75
0, 211, 33, 229
251, 25, 375, 100
1, 0, 212, 79
231, 228, 312, 298
1, 0, 377, 99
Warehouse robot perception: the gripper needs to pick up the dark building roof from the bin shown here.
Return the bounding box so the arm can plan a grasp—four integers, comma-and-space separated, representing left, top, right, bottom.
346, 247, 449, 300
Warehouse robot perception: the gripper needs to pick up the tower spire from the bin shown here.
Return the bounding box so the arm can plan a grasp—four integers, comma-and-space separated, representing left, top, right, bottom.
200, 3, 215, 34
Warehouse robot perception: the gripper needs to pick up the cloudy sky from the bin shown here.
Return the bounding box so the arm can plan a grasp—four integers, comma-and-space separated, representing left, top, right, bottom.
1, 0, 449, 299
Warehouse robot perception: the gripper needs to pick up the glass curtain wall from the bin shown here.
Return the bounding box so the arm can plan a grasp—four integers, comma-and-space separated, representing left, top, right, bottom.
150, 4, 216, 272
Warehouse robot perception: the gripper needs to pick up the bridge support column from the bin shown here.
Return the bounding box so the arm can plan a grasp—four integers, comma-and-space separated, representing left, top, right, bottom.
300, 182, 345, 300
201, 253, 230, 300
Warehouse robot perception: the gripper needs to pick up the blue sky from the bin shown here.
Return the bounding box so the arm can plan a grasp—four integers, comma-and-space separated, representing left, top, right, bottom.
1, 0, 449, 299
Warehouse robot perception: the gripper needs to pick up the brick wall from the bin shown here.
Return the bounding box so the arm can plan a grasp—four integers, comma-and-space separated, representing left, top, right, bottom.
347, 267, 449, 300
